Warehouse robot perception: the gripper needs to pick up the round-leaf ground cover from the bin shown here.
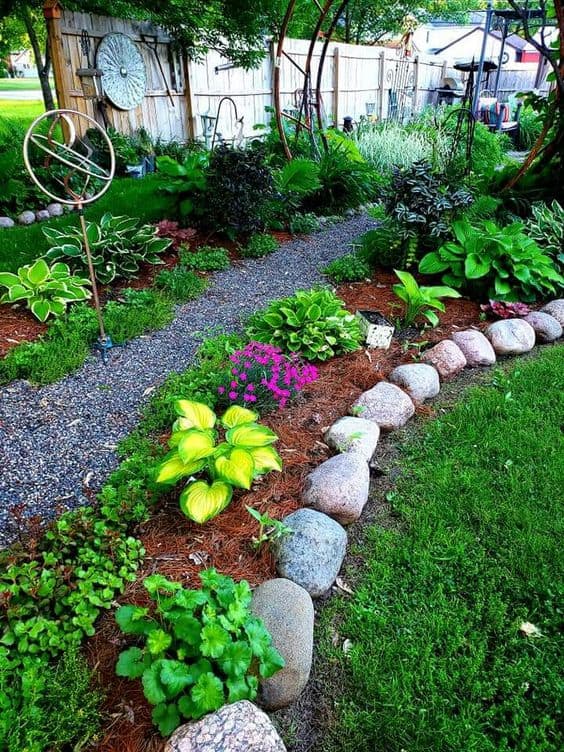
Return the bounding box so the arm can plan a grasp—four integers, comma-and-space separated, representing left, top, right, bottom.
315, 345, 563, 752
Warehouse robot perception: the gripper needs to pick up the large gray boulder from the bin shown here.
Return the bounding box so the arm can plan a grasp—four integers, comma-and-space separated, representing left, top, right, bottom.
524, 311, 562, 342
420, 339, 467, 379
352, 381, 415, 431
251, 578, 314, 710
389, 363, 440, 402
302, 452, 370, 524
486, 319, 536, 355
274, 509, 347, 598
324, 416, 380, 461
451, 329, 496, 366
165, 701, 286, 752
540, 299, 564, 326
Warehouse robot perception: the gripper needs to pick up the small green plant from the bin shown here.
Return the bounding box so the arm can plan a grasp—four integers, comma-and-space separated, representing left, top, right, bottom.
154, 267, 209, 302
43, 213, 172, 285
527, 201, 564, 275
357, 219, 408, 270
289, 212, 320, 234
419, 218, 563, 301
392, 269, 461, 328
157, 151, 209, 218
240, 234, 279, 258
246, 287, 362, 361
0, 259, 91, 322
323, 253, 371, 283
180, 246, 230, 272
104, 288, 175, 341
115, 570, 284, 735
156, 401, 281, 523
246, 506, 293, 550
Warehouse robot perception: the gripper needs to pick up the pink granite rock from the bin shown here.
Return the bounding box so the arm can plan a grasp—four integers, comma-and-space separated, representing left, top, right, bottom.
451, 329, 496, 367
420, 340, 467, 379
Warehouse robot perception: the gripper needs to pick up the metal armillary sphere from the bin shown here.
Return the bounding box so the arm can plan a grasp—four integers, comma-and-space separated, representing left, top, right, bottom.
23, 109, 116, 360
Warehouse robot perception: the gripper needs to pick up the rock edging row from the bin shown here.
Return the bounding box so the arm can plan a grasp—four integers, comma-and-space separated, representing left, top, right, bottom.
166, 303, 563, 750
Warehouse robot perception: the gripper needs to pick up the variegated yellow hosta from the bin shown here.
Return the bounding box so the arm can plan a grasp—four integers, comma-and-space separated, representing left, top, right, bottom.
156, 401, 282, 523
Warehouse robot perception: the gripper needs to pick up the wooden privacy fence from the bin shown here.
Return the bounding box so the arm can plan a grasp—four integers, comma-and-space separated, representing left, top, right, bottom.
46, 3, 549, 146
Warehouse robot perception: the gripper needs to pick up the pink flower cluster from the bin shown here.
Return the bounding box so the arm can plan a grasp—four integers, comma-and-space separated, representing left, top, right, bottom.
480, 300, 531, 320
217, 341, 318, 410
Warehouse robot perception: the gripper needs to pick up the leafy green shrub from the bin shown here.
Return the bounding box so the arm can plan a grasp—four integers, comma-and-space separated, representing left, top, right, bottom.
272, 158, 321, 219
203, 145, 274, 238
386, 160, 473, 258
115, 570, 284, 735
154, 267, 208, 302
157, 151, 209, 219
180, 246, 230, 272
323, 253, 371, 283
156, 401, 281, 523
246, 287, 362, 361
527, 201, 564, 275
104, 288, 174, 341
516, 105, 543, 151
0, 649, 103, 752
392, 269, 461, 327
240, 234, 279, 258
460, 194, 503, 224
419, 218, 564, 301
307, 141, 375, 214
356, 219, 408, 269
0, 260, 91, 322
0, 116, 39, 214
289, 212, 320, 234
43, 213, 172, 284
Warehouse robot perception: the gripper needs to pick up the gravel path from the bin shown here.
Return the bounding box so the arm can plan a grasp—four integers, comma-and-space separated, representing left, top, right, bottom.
0, 215, 375, 546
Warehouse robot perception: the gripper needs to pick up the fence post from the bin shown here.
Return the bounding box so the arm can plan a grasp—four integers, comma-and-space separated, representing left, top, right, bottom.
43, 1, 69, 112
378, 50, 386, 120
412, 55, 420, 113
183, 53, 196, 140
333, 46, 340, 127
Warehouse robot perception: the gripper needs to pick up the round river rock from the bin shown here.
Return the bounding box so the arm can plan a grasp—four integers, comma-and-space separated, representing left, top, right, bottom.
274, 508, 347, 598
324, 416, 380, 461
420, 339, 467, 379
540, 299, 564, 326
351, 381, 415, 431
164, 701, 286, 752
486, 318, 536, 355
251, 578, 314, 710
302, 452, 370, 524
451, 329, 496, 366
388, 363, 440, 402
524, 311, 562, 342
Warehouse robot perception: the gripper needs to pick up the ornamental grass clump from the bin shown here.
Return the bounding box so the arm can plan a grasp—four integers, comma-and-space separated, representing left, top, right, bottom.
218, 341, 318, 411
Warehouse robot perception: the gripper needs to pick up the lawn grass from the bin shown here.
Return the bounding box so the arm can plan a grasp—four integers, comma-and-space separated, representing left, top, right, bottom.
0, 174, 177, 273
0, 98, 44, 125
318, 347, 564, 752
0, 77, 51, 91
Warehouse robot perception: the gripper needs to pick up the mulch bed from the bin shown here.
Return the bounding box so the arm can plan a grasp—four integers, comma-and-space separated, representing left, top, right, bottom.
85, 273, 482, 751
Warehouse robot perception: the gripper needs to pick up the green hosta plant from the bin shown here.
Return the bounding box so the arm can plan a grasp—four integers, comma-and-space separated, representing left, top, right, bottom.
527, 201, 564, 275
246, 288, 362, 361
115, 570, 284, 735
156, 401, 281, 523
392, 269, 461, 328
157, 152, 209, 218
419, 218, 563, 302
43, 213, 172, 285
0, 259, 91, 322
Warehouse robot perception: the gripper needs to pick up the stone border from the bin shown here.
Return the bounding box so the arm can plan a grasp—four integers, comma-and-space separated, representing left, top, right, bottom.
160, 304, 564, 750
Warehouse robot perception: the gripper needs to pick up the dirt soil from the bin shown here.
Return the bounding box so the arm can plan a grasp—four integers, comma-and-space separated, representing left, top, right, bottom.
84, 273, 484, 752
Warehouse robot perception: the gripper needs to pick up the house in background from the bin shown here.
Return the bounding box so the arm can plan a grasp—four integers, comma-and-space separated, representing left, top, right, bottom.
7, 49, 39, 77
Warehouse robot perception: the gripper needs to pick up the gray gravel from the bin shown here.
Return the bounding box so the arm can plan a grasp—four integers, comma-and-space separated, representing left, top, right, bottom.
0, 215, 375, 546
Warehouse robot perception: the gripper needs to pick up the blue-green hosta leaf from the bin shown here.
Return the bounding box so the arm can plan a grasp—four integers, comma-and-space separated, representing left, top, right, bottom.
214, 448, 255, 490
159, 659, 194, 696
147, 629, 173, 656
190, 672, 225, 715
259, 644, 285, 678
156, 452, 205, 485
217, 640, 253, 678
177, 429, 215, 464
142, 661, 167, 705
179, 480, 232, 523
200, 622, 230, 659
248, 445, 282, 475
115, 646, 146, 678
220, 405, 259, 429
152, 702, 180, 737
226, 423, 278, 448
175, 400, 216, 429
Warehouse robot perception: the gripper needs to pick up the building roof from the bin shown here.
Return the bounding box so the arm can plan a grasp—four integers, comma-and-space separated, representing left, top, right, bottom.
430, 26, 533, 55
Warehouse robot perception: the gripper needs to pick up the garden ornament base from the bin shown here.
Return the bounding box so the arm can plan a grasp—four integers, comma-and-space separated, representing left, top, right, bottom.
356, 309, 395, 349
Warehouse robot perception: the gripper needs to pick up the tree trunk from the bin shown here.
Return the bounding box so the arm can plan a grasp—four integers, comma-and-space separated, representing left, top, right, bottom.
20, 3, 54, 111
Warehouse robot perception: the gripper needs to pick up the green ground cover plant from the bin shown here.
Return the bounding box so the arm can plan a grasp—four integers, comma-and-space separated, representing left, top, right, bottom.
322, 253, 370, 283
180, 246, 230, 272
240, 233, 279, 258
115, 570, 284, 735
318, 347, 564, 752
154, 266, 209, 302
